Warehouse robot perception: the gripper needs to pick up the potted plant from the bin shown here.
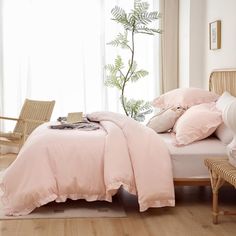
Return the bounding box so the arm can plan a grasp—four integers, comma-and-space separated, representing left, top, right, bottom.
105, 0, 161, 121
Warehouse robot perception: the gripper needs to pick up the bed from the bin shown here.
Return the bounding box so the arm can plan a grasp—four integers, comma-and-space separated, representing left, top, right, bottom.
0, 111, 176, 216
1, 69, 236, 216
171, 69, 236, 186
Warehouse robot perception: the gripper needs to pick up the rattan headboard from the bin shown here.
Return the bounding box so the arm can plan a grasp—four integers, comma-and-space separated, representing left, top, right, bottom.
209, 69, 236, 96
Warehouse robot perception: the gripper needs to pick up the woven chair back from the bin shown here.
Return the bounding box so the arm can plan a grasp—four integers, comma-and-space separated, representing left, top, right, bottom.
13, 99, 55, 135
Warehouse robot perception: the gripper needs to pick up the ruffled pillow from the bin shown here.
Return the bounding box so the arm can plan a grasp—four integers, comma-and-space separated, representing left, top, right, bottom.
152, 88, 219, 109
147, 107, 185, 133
173, 103, 222, 145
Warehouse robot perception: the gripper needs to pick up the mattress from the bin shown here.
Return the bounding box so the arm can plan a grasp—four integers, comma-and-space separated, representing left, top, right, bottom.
159, 133, 228, 178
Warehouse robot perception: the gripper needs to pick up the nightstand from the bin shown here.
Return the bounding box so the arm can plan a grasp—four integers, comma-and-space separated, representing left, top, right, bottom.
204, 158, 236, 224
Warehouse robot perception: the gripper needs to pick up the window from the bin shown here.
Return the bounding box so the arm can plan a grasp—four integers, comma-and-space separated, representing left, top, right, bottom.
1, 0, 160, 126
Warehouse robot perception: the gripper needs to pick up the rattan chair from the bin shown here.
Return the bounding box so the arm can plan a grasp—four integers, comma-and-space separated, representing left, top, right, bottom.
0, 99, 55, 151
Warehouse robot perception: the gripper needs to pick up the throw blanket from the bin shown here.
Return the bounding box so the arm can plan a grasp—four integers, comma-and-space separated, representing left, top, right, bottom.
0, 112, 175, 216
49, 122, 100, 131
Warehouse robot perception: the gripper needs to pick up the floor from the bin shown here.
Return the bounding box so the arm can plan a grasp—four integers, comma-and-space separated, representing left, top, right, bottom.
0, 154, 236, 236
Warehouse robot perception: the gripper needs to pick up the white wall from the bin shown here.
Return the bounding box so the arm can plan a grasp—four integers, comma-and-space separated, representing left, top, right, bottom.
0, 0, 3, 117
179, 0, 190, 88
189, 0, 205, 88
204, 0, 236, 88
179, 0, 236, 89
179, 0, 205, 88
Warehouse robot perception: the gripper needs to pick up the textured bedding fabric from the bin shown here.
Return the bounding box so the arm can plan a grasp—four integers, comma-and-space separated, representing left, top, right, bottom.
0, 112, 175, 216
159, 133, 227, 178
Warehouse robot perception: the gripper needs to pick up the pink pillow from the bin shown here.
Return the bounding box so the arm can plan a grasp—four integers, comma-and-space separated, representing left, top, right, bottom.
173, 103, 222, 145
152, 88, 219, 109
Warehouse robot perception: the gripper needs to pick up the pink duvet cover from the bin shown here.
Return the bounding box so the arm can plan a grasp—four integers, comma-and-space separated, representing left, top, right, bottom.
0, 112, 175, 216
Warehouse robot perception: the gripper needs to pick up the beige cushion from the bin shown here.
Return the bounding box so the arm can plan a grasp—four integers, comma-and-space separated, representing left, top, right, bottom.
147, 107, 185, 133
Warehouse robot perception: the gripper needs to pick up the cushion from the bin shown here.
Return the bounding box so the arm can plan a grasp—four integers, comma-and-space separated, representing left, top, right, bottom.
215, 91, 236, 144
228, 137, 236, 168
173, 103, 222, 145
152, 88, 219, 109
216, 91, 236, 124
215, 92, 236, 167
216, 91, 236, 112
147, 107, 185, 133
215, 123, 233, 144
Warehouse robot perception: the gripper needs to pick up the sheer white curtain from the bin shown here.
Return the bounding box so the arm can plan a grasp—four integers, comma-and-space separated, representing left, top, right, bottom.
159, 0, 179, 93
0, 0, 3, 129
1, 0, 160, 128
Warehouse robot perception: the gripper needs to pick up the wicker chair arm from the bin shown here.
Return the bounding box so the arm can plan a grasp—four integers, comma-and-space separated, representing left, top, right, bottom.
23, 119, 45, 125
0, 116, 20, 121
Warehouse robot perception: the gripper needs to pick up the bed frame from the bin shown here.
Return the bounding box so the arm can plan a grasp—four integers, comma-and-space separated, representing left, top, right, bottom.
173, 69, 236, 186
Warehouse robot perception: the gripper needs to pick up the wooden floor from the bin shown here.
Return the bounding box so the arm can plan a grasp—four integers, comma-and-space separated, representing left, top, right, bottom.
0, 154, 236, 236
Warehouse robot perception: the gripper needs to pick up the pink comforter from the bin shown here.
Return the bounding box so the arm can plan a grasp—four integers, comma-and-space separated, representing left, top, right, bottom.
0, 112, 175, 216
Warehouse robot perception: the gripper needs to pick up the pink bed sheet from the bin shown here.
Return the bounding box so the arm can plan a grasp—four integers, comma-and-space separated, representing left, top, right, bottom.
0, 112, 175, 216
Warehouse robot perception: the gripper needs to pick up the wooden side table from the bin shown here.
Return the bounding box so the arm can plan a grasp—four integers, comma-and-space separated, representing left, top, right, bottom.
205, 158, 236, 224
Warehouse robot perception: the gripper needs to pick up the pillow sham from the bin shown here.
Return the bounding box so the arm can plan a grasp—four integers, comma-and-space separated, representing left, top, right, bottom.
147, 107, 185, 133
222, 99, 236, 168
215, 123, 233, 144
214, 91, 236, 144
173, 103, 222, 146
216, 91, 236, 111
152, 88, 219, 109
215, 92, 236, 167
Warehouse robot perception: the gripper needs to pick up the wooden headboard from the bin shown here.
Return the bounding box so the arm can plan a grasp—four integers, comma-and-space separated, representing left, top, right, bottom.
209, 69, 236, 96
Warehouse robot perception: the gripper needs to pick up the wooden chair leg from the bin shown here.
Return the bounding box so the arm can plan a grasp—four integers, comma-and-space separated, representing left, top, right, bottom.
210, 172, 225, 224
212, 190, 219, 224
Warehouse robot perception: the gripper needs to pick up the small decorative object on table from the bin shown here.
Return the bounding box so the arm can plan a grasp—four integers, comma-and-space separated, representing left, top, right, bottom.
204, 158, 236, 224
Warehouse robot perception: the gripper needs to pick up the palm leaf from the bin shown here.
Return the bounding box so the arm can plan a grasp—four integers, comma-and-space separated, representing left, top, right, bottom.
134, 0, 149, 14
107, 32, 130, 49
130, 70, 148, 82
111, 6, 132, 30
115, 55, 124, 70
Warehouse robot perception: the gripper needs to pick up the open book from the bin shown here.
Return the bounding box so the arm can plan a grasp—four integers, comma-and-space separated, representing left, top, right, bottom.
67, 112, 83, 124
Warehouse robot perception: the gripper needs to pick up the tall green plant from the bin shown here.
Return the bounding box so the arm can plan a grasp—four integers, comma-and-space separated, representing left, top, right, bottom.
105, 0, 161, 121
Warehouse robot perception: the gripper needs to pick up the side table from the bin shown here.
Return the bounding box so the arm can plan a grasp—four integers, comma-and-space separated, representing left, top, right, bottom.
204, 158, 236, 224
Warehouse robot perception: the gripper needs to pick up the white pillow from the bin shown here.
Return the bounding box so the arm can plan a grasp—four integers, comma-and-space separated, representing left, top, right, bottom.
216, 91, 236, 112
215, 92, 236, 144
217, 93, 236, 168
228, 137, 236, 168
147, 107, 185, 133
215, 123, 233, 144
